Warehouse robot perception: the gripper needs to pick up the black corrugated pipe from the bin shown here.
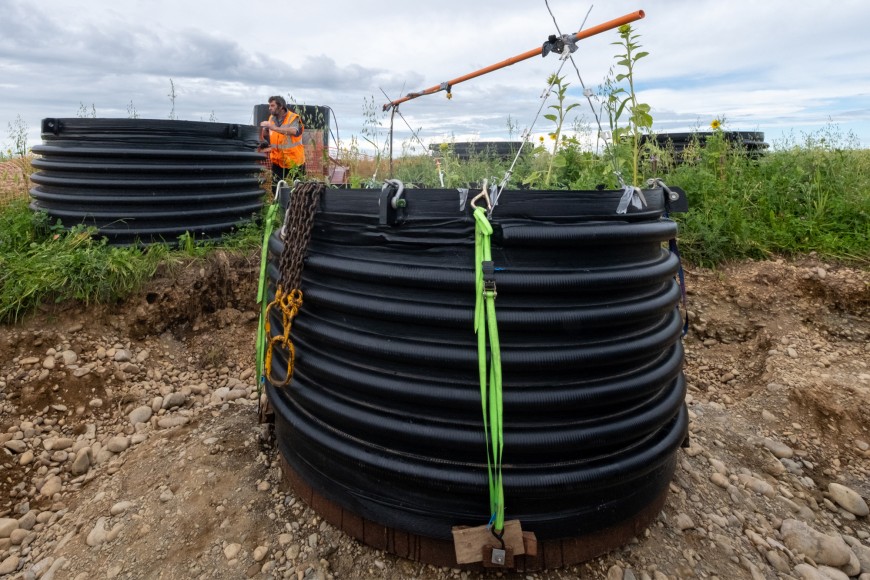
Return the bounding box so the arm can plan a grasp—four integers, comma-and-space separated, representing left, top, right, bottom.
30, 118, 265, 245
265, 186, 689, 546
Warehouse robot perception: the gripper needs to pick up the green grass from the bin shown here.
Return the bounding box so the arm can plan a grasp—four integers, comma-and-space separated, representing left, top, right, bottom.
389, 126, 869, 268
0, 198, 271, 322
666, 130, 869, 266
1, 125, 867, 322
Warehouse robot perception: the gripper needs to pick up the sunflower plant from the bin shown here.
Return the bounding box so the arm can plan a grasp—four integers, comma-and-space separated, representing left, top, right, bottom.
603, 24, 653, 186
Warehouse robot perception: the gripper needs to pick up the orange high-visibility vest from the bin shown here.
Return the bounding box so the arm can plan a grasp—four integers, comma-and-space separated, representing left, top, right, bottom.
268, 110, 305, 168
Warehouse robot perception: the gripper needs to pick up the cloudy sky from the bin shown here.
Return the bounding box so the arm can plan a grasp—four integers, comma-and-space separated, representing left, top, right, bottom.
2, 0, 869, 155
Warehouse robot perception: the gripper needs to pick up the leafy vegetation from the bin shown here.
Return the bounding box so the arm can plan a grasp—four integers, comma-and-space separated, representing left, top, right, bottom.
0, 197, 273, 322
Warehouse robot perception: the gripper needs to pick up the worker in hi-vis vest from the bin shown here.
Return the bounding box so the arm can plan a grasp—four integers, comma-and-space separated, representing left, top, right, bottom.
259, 95, 305, 189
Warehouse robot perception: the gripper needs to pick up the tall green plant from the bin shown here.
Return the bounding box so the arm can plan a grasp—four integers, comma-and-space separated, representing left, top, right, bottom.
604, 24, 652, 185
542, 74, 580, 187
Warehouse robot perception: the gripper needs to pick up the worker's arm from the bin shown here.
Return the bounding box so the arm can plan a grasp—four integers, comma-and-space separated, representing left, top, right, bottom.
259, 118, 302, 137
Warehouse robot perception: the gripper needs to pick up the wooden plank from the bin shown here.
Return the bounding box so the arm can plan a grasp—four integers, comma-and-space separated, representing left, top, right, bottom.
451, 520, 525, 565
522, 531, 538, 557
341, 510, 365, 542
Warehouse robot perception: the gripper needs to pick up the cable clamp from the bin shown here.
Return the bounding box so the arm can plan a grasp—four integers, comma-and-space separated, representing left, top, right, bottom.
541, 33, 578, 58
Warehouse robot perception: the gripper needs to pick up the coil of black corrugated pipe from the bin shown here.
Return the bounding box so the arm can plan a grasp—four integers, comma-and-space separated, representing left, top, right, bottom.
264, 185, 690, 567
29, 118, 265, 245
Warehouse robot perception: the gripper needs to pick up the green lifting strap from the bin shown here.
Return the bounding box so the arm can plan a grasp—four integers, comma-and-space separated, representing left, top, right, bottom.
473, 206, 505, 533
256, 200, 281, 393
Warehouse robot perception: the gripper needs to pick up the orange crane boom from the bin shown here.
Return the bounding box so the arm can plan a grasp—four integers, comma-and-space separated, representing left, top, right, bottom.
383, 10, 645, 111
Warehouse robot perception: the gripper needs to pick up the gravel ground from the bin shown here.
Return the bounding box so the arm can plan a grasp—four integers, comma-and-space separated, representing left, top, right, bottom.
1, 253, 869, 579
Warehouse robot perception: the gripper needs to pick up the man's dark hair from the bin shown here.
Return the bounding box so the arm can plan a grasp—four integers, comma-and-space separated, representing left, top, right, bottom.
268, 95, 287, 109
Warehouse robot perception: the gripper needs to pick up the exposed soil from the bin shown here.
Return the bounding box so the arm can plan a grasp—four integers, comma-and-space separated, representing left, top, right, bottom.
1, 253, 869, 580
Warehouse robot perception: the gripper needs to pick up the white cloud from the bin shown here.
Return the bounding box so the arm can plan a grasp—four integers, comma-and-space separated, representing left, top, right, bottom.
2, 0, 869, 153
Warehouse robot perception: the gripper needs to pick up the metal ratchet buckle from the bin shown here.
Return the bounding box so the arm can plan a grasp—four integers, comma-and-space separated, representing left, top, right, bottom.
482, 260, 497, 296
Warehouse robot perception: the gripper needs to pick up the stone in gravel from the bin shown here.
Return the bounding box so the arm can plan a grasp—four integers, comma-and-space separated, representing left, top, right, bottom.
606, 565, 624, 580
106, 522, 124, 542
61, 350, 78, 365
19, 450, 34, 465
842, 550, 862, 577
88, 398, 103, 408
51, 437, 74, 451
708, 458, 727, 474
50, 450, 69, 463
42, 356, 56, 369
41, 556, 67, 580
224, 543, 242, 560
0, 555, 19, 575
781, 519, 852, 567
738, 474, 776, 497
225, 388, 247, 401
765, 550, 790, 573
86, 517, 108, 546
762, 455, 787, 476
120, 363, 140, 374
107, 436, 130, 453
844, 536, 870, 573
128, 406, 152, 425
71, 448, 91, 475
257, 481, 270, 492
253, 546, 268, 562
17, 511, 36, 531
278, 533, 293, 546
673, 513, 694, 531
710, 473, 729, 488
817, 566, 850, 580
94, 447, 115, 465
308, 532, 319, 547
135, 349, 150, 363
828, 483, 869, 517
9, 528, 28, 545
26, 556, 55, 579
73, 367, 91, 377
0, 518, 18, 538
162, 392, 187, 409
211, 387, 230, 404
159, 490, 174, 502
794, 564, 825, 580
4, 439, 27, 453
20, 356, 40, 365
113, 349, 132, 362
157, 416, 189, 429
40, 475, 62, 498
787, 347, 799, 358
131, 433, 148, 445
110, 501, 134, 516
763, 438, 794, 458
285, 544, 300, 560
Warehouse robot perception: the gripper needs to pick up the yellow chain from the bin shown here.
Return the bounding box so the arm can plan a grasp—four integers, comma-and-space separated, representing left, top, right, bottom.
264, 285, 304, 387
